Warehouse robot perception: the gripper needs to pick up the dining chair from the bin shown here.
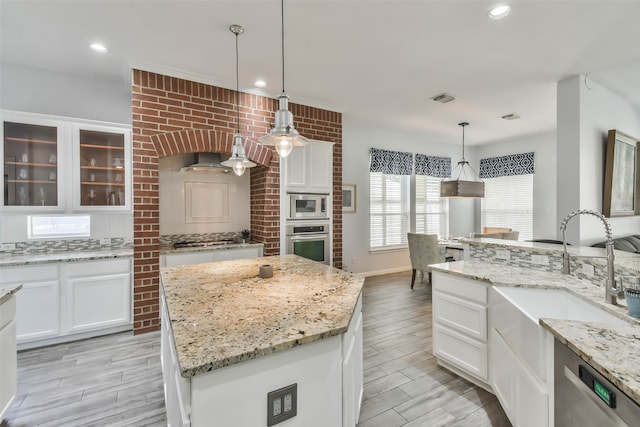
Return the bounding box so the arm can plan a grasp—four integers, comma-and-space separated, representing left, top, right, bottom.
407, 233, 441, 289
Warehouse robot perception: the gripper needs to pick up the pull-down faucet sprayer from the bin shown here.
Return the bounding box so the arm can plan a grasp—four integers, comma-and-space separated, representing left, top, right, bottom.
560, 209, 622, 304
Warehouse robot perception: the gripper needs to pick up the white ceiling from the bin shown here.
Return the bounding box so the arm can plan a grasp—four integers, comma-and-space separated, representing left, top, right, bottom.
1, 0, 640, 146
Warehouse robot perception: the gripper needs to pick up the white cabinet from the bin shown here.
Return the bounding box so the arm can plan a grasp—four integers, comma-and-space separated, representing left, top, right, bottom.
0, 295, 17, 421
0, 258, 132, 348
2, 264, 60, 341
66, 259, 131, 333
1, 110, 131, 212
490, 287, 551, 427
161, 246, 263, 267
432, 272, 490, 388
342, 294, 363, 427
284, 140, 334, 193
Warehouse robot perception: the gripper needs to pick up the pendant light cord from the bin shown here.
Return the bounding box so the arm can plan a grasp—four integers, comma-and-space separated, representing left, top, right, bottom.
235, 31, 240, 134
281, 0, 286, 95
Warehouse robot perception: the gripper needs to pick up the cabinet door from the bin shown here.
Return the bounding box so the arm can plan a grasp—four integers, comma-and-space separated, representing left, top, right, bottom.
433, 324, 488, 381
65, 273, 131, 333
308, 141, 333, 192
1, 111, 65, 210
16, 280, 61, 342
490, 328, 515, 418
164, 251, 215, 267
72, 123, 131, 210
285, 145, 307, 189
514, 360, 549, 427
0, 318, 17, 420
212, 247, 262, 262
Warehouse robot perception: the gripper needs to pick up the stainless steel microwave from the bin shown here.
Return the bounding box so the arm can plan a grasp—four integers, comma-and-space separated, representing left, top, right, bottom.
289, 193, 328, 219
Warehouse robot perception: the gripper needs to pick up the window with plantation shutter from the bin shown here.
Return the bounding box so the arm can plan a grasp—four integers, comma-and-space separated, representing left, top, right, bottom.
369, 148, 412, 249
415, 175, 449, 238
415, 154, 450, 238
480, 152, 534, 240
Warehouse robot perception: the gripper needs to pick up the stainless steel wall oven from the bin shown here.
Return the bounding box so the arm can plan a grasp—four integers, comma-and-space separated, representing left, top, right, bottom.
285, 221, 330, 265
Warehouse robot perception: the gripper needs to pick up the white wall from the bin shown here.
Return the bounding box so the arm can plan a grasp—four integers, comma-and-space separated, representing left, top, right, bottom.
159, 155, 251, 236
558, 75, 640, 245
1, 62, 131, 124
341, 119, 477, 275
475, 131, 557, 240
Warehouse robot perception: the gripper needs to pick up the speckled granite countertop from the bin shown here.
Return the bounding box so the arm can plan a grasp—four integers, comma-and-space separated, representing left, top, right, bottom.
0, 284, 22, 305
0, 249, 133, 267
431, 260, 640, 403
161, 254, 364, 378
160, 241, 263, 255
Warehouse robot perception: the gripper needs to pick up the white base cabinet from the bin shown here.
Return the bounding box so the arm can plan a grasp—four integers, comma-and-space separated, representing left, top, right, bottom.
0, 258, 132, 349
0, 295, 17, 422
432, 272, 490, 388
162, 292, 363, 427
490, 287, 552, 427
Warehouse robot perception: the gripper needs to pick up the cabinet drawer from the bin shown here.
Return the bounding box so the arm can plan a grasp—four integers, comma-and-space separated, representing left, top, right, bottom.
433, 272, 487, 304
433, 324, 487, 381
1, 264, 58, 283
67, 258, 131, 277
0, 295, 16, 330
433, 291, 487, 341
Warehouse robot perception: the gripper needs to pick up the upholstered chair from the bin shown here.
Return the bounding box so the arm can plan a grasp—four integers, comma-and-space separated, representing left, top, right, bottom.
407, 233, 441, 289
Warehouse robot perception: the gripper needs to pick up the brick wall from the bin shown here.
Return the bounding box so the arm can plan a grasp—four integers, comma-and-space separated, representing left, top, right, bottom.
131, 69, 342, 334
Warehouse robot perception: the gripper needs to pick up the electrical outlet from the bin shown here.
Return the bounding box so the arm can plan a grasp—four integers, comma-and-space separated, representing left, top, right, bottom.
582, 263, 595, 277
283, 393, 292, 413
267, 383, 297, 426
100, 238, 111, 246
496, 249, 511, 260
531, 254, 549, 265
273, 397, 282, 416
0, 243, 16, 251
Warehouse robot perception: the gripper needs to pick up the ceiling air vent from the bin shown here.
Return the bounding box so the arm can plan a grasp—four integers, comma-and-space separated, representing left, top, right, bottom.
431, 93, 457, 104
501, 113, 522, 120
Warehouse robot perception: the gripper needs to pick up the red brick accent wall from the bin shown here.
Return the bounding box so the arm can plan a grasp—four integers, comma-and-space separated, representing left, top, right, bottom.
131, 69, 342, 334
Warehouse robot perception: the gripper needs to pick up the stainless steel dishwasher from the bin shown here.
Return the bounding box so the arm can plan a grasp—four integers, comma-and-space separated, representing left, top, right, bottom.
555, 339, 640, 426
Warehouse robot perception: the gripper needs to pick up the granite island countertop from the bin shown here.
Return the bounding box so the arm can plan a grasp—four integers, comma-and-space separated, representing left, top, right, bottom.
161, 254, 364, 378
431, 260, 640, 403
0, 283, 22, 305
0, 248, 133, 267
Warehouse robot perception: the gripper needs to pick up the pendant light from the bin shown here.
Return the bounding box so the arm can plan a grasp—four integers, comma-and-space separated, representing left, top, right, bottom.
258, 0, 309, 158
440, 122, 485, 198
221, 24, 256, 176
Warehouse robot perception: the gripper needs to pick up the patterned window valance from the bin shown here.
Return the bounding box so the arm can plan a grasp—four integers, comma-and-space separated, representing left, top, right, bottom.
415, 154, 451, 178
480, 152, 535, 178
370, 148, 413, 175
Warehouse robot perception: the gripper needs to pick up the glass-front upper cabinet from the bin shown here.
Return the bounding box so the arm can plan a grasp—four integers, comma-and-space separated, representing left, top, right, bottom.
2, 114, 64, 209
72, 124, 131, 211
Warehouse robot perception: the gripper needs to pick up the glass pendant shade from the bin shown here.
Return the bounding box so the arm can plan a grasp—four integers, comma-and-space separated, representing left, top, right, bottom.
221, 134, 257, 176
440, 122, 485, 198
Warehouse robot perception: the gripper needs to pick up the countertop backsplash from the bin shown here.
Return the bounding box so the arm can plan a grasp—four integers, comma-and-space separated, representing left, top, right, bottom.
0, 237, 133, 256
465, 238, 639, 288
160, 232, 244, 247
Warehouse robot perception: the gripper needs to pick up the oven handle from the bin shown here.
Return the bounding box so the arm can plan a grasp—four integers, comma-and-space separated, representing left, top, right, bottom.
288, 233, 329, 240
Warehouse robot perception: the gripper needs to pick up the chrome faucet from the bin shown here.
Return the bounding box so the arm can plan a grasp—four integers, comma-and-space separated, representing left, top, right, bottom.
560, 209, 622, 304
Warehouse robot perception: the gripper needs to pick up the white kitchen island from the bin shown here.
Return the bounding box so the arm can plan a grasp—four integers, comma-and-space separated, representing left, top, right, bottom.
160, 255, 364, 427
0, 284, 21, 422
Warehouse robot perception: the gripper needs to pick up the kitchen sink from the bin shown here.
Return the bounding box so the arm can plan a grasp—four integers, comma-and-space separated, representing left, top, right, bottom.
494, 286, 626, 325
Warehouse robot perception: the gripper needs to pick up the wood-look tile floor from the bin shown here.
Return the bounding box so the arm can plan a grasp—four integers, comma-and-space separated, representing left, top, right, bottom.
3, 271, 510, 426
2, 331, 166, 427
357, 271, 511, 427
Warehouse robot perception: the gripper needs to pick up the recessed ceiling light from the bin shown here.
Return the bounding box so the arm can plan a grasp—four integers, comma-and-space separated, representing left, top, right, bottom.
488, 5, 511, 20
254, 80, 266, 88
89, 43, 108, 53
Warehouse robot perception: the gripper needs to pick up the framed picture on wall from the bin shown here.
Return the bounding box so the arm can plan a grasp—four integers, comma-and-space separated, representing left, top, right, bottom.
342, 184, 356, 213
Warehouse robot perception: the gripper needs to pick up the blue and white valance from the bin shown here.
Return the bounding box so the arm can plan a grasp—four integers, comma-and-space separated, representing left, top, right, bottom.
370, 148, 413, 175
415, 154, 451, 178
479, 152, 535, 178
